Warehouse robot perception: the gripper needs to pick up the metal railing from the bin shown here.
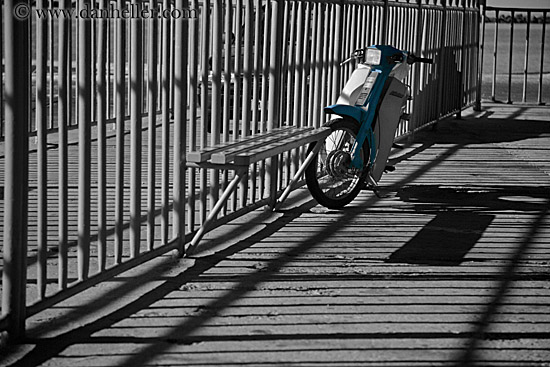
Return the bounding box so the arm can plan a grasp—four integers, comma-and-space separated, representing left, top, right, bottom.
1, 0, 480, 340
479, 5, 549, 104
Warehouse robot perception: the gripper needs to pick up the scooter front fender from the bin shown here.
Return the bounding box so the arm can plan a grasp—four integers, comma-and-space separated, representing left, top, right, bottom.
324, 104, 368, 126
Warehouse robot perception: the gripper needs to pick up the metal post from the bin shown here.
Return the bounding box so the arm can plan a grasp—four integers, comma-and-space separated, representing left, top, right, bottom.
58, 0, 70, 288
411, 0, 424, 131
382, 0, 390, 44
161, 0, 171, 242
97, 0, 108, 271
475, 0, 486, 111
538, 11, 546, 105
36, 0, 48, 299
457, 0, 467, 119
173, 0, 188, 255
240, 0, 253, 208
2, 0, 30, 340
506, 11, 514, 104
199, 0, 210, 224
522, 11, 530, 103
114, 0, 126, 264
130, 0, 143, 258
435, 0, 448, 123
266, 0, 283, 204
187, 0, 199, 231
147, 0, 158, 251
78, 0, 92, 280
491, 9, 499, 101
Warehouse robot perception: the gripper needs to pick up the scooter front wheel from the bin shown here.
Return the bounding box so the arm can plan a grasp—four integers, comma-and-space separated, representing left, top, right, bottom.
305, 118, 370, 209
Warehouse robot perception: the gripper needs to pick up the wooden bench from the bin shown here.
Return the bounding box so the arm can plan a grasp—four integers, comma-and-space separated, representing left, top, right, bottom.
185, 125, 331, 254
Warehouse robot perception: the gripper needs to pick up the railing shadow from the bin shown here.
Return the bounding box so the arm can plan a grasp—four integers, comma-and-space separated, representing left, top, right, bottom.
4, 106, 550, 366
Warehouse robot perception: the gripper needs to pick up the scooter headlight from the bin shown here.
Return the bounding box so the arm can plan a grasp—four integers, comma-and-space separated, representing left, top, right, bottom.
365, 48, 382, 65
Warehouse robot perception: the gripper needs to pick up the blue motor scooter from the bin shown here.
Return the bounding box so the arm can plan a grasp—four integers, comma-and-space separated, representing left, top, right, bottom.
305, 45, 433, 209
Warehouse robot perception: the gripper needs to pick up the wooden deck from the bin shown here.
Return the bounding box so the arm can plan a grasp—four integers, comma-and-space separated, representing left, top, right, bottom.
1, 103, 550, 366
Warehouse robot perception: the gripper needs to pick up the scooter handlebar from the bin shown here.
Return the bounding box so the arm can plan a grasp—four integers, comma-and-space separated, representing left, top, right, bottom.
407, 54, 434, 64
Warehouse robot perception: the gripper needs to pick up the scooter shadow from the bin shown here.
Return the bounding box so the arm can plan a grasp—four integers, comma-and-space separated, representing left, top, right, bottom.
380, 109, 550, 265
386, 185, 549, 266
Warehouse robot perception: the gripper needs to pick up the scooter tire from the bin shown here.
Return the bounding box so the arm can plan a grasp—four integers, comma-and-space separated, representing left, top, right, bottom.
305, 118, 370, 209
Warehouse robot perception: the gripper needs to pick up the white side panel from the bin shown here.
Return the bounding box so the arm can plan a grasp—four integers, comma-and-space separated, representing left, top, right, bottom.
370, 78, 407, 182
336, 65, 371, 105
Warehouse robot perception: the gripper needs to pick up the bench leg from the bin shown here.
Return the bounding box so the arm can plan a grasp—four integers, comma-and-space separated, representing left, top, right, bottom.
272, 142, 323, 211
186, 167, 248, 255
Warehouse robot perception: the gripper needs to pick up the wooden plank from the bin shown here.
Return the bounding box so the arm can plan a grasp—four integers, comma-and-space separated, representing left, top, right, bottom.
232, 127, 331, 166
186, 126, 305, 163
208, 126, 316, 164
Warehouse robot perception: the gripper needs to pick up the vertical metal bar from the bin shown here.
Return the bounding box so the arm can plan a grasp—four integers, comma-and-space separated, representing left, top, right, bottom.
114, 0, 126, 264
0, 2, 4, 138
222, 0, 232, 144
90, 1, 96, 125
210, 0, 222, 211
411, 0, 423, 132
457, 0, 467, 118
147, 0, 158, 251
491, 10, 499, 101
221, 0, 233, 215
97, 0, 108, 272
332, 3, 342, 103
188, 0, 199, 231
173, 0, 188, 255
240, 0, 253, 208
241, 0, 253, 137
199, 0, 210, 224
107, 15, 112, 120
259, 0, 270, 198
287, 2, 298, 176
36, 0, 48, 300
506, 11, 514, 104
260, 0, 271, 133
249, 0, 262, 204
161, 0, 171, 242
325, 3, 334, 108
522, 11, 530, 103
285, 2, 296, 128
312, 3, 323, 129
292, 1, 305, 129
307, 3, 318, 129
232, 0, 243, 211
2, 0, 30, 339
435, 0, 447, 122
251, 0, 262, 136
300, 2, 311, 130
266, 0, 283, 203
58, 0, 70, 289
475, 1, 485, 111
382, 0, 390, 45
130, 0, 143, 258
538, 11, 546, 105
48, 0, 55, 130
320, 3, 330, 119
233, 0, 243, 140
78, 0, 92, 281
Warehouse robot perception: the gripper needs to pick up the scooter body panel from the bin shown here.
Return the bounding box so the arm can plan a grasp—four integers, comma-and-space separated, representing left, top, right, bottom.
335, 64, 372, 106
370, 78, 408, 182
324, 104, 367, 125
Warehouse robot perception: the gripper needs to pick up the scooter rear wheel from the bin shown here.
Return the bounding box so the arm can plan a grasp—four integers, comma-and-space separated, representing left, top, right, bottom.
305, 118, 370, 209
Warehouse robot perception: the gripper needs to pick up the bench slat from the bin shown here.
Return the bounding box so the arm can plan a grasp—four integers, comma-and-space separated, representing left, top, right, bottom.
187, 126, 308, 163
209, 126, 315, 164
232, 127, 331, 166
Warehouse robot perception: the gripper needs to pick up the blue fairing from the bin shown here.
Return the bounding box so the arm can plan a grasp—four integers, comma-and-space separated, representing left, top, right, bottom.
323, 104, 367, 124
